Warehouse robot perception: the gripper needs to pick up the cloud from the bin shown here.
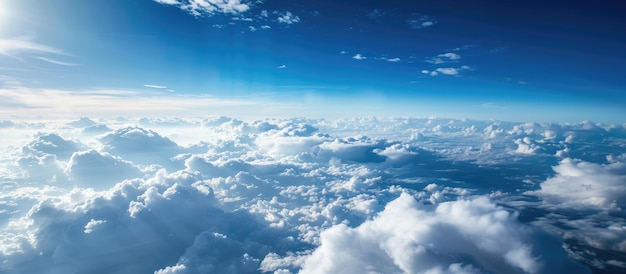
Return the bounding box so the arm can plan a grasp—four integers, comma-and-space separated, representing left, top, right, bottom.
368, 9, 386, 20
277, 65, 286, 69
35, 56, 79, 66
436, 67, 459, 75
530, 158, 626, 209
4, 117, 624, 273
0, 36, 66, 57
66, 149, 143, 189
299, 193, 585, 274
407, 16, 436, 29
0, 86, 261, 119
386, 57, 400, 62
248, 26, 257, 31
153, 0, 252, 16
144, 84, 168, 89
428, 52, 461, 64
260, 25, 271, 29
277, 11, 300, 24
352, 54, 367, 60
22, 133, 85, 160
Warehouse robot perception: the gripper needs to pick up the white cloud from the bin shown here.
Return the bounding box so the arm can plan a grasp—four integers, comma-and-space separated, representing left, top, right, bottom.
144, 84, 167, 89
386, 57, 400, 62
35, 56, 79, 66
83, 219, 106, 234
408, 16, 436, 29
277, 11, 300, 24
3, 117, 622, 273
153, 0, 252, 16
260, 25, 271, 29
439, 52, 461, 60
436, 67, 459, 75
300, 193, 582, 273
352, 54, 367, 60
249, 26, 257, 31
530, 158, 626, 209
277, 65, 286, 69
0, 36, 66, 57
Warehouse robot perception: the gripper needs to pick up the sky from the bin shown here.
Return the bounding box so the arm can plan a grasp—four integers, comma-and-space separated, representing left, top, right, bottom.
0, 0, 625, 122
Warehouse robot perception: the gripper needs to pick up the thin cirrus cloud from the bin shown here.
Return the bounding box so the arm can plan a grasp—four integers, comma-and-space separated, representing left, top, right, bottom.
35, 57, 79, 66
0, 37, 66, 61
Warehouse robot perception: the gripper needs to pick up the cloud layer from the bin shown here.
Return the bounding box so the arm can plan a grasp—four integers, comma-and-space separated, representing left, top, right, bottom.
1, 117, 624, 273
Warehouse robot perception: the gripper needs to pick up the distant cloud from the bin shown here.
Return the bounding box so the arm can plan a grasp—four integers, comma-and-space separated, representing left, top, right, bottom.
439, 52, 461, 60
367, 9, 386, 20
436, 67, 459, 75
352, 54, 367, 60
249, 26, 257, 31
153, 0, 252, 16
0, 36, 66, 62
35, 56, 79, 66
260, 10, 269, 18
260, 25, 271, 29
339, 50, 347, 54
277, 11, 300, 24
386, 57, 400, 62
277, 65, 286, 69
144, 84, 167, 89
428, 52, 461, 64
407, 16, 436, 29
422, 66, 471, 77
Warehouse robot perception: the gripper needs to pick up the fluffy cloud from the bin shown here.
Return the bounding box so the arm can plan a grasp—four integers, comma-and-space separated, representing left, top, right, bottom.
98, 127, 183, 168
153, 0, 252, 16
298, 193, 585, 274
3, 117, 625, 273
66, 150, 143, 189
352, 53, 367, 60
530, 158, 626, 209
277, 11, 300, 24
22, 133, 85, 160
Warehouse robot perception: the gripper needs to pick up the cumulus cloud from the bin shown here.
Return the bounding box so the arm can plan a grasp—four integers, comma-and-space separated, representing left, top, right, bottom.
277, 11, 300, 24
352, 53, 367, 60
530, 158, 626, 209
299, 193, 584, 274
153, 0, 252, 16
3, 117, 624, 273
66, 150, 143, 189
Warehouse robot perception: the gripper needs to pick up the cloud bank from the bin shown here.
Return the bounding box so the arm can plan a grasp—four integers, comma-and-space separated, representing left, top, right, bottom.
1, 117, 624, 273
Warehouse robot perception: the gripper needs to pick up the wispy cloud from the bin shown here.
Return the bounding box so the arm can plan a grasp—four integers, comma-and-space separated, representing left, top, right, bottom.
0, 36, 66, 61
367, 9, 386, 20
352, 54, 367, 60
277, 11, 300, 24
144, 84, 167, 89
422, 66, 471, 76
407, 16, 436, 29
427, 52, 461, 64
153, 0, 252, 16
249, 26, 257, 31
35, 57, 79, 66
386, 57, 400, 62
0, 86, 260, 118
277, 65, 287, 69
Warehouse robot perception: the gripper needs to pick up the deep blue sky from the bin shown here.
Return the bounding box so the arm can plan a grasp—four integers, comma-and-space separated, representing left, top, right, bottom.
1, 0, 625, 122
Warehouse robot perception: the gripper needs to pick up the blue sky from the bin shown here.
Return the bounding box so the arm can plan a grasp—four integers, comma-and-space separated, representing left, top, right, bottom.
1, 0, 624, 122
